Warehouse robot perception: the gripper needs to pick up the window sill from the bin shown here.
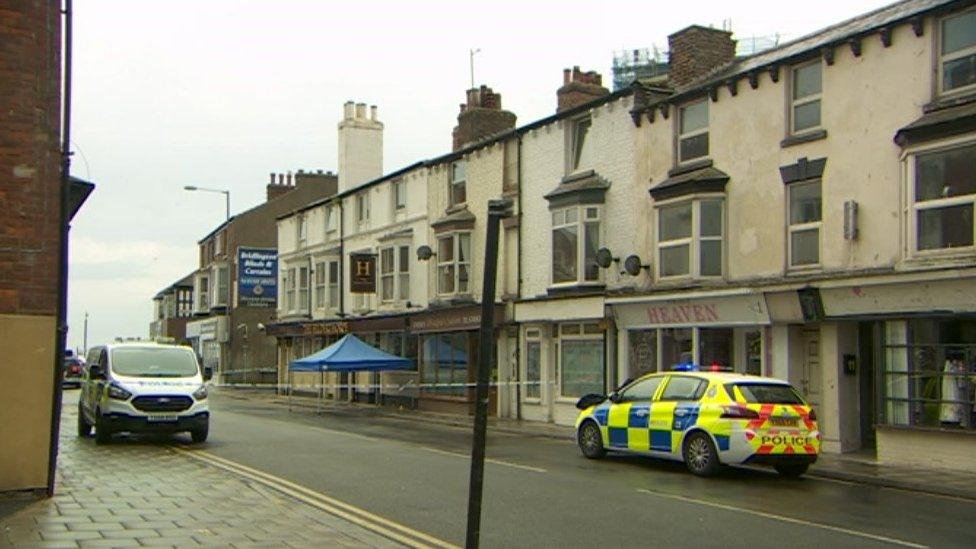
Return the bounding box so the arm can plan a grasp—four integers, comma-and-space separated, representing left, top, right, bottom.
924, 91, 976, 113
781, 129, 827, 148
547, 283, 605, 297
876, 423, 976, 437
445, 203, 468, 215
786, 265, 823, 276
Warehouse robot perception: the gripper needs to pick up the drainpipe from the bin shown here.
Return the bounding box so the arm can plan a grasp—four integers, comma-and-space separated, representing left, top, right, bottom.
514, 135, 523, 421
338, 199, 345, 316
49, 0, 73, 497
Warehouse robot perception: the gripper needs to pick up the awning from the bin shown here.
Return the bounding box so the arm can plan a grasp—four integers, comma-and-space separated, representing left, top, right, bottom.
290, 334, 413, 372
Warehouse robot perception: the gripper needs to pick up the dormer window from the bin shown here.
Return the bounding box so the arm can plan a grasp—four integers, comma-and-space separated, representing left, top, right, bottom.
678, 100, 709, 164
450, 161, 467, 206
939, 9, 976, 95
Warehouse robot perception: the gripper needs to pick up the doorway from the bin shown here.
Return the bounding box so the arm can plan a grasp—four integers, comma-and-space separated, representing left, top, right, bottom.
858, 322, 877, 449
800, 329, 822, 412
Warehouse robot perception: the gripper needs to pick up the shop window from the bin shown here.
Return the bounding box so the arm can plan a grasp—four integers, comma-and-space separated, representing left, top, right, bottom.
661, 328, 693, 370
421, 332, 470, 397
551, 206, 601, 285
939, 9, 976, 95
745, 330, 763, 376
437, 232, 471, 296
628, 330, 658, 378
698, 328, 733, 370
558, 322, 604, 398
790, 61, 822, 135
881, 318, 976, 430
525, 340, 541, 399
678, 100, 709, 163
912, 144, 975, 253
657, 198, 723, 279
788, 180, 822, 267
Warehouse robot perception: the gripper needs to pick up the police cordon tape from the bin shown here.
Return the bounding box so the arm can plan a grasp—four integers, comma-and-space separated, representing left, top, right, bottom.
208, 379, 554, 392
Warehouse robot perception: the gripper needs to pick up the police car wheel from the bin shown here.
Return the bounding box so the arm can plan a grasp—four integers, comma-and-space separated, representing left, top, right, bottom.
774, 464, 809, 478
578, 421, 605, 459
77, 402, 91, 437
684, 432, 720, 476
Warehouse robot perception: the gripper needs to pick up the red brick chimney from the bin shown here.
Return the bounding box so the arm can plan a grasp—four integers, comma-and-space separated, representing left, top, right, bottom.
266, 172, 292, 201
667, 25, 736, 88
557, 67, 609, 113
452, 85, 517, 151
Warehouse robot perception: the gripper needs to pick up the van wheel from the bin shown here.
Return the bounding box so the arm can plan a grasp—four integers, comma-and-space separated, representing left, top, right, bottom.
77, 403, 91, 437
94, 413, 112, 445
774, 464, 809, 478
191, 426, 209, 443
683, 431, 720, 476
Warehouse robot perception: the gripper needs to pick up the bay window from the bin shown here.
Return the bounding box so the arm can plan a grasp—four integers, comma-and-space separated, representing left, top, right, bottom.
314, 261, 326, 309
437, 232, 471, 295
657, 197, 723, 279
551, 206, 601, 285
328, 261, 339, 310
381, 245, 410, 303
297, 265, 309, 312
912, 144, 975, 252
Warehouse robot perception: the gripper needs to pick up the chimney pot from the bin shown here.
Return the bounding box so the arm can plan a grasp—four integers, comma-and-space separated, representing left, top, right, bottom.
343, 101, 355, 120
370, 105, 377, 121
278, 173, 284, 185
563, 68, 571, 85
355, 103, 366, 119
317, 169, 323, 174
270, 172, 275, 184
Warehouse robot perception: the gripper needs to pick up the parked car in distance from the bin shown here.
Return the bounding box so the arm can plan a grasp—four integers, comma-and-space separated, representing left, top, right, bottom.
62, 356, 85, 388
78, 342, 210, 444
575, 366, 820, 477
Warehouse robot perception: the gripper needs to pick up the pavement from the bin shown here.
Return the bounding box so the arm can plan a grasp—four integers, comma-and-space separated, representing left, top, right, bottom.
224, 386, 976, 502
0, 392, 402, 549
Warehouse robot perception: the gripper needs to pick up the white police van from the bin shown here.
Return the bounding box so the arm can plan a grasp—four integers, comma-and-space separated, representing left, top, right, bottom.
78, 342, 210, 444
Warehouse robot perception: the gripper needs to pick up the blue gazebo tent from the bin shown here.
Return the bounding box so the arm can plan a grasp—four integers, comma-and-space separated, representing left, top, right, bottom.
288, 334, 412, 412
290, 333, 412, 372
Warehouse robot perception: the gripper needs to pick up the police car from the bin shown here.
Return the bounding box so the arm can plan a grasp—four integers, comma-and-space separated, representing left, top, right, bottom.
574, 366, 820, 477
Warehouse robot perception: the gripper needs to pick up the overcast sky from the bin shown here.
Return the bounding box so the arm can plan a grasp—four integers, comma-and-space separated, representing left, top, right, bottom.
66, 0, 894, 351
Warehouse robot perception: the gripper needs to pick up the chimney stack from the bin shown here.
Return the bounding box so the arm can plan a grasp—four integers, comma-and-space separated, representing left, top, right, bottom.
451, 85, 517, 151
557, 66, 610, 113
338, 100, 384, 194
667, 25, 736, 88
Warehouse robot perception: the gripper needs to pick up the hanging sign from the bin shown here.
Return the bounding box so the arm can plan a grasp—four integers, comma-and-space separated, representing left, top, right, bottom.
350, 253, 376, 294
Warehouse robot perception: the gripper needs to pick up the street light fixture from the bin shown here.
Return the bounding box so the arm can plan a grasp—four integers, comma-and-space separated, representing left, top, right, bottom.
183, 185, 230, 221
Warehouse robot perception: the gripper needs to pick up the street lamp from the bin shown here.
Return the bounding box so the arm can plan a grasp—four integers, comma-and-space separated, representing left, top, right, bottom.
183, 185, 230, 221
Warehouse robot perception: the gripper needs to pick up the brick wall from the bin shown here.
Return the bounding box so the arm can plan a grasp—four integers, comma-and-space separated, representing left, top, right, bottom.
0, 1, 63, 316
667, 25, 735, 88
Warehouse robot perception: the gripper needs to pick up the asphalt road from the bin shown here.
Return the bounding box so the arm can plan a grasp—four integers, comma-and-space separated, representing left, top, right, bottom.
73, 390, 976, 548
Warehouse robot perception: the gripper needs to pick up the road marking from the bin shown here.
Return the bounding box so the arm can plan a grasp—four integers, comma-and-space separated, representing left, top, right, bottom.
636, 488, 928, 548
172, 446, 458, 549
421, 447, 547, 474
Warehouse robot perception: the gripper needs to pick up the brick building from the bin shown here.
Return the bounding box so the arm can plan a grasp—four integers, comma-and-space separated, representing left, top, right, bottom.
0, 2, 93, 493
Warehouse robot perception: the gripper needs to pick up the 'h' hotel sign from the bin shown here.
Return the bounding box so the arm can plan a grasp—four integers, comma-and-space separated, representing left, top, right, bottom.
350, 253, 376, 294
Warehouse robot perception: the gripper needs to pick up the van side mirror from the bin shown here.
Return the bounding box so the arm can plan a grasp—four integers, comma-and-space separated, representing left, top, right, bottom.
89, 364, 104, 379
203, 366, 213, 381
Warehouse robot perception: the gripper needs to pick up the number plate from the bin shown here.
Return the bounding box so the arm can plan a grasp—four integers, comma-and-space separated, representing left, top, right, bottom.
769, 417, 798, 427
147, 414, 178, 422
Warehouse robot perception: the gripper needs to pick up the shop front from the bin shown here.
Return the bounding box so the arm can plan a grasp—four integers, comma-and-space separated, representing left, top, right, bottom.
267, 314, 418, 405
514, 295, 608, 426
410, 304, 505, 416
609, 290, 771, 380
819, 274, 976, 471
186, 316, 227, 381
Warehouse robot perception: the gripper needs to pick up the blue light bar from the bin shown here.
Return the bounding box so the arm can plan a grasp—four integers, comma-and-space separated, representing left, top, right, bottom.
671, 363, 700, 372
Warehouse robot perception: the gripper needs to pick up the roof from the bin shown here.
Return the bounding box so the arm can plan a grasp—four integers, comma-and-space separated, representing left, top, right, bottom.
153, 271, 196, 299
895, 99, 976, 145
668, 0, 957, 100
289, 333, 413, 372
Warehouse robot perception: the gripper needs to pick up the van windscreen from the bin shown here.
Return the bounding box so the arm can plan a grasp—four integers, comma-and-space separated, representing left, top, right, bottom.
726, 383, 804, 404
111, 347, 199, 378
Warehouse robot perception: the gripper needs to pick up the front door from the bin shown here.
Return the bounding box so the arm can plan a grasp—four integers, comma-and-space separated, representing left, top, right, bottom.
800, 330, 822, 412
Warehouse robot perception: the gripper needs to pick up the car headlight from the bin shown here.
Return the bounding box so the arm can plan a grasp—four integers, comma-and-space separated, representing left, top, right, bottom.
192, 384, 208, 401
107, 383, 132, 401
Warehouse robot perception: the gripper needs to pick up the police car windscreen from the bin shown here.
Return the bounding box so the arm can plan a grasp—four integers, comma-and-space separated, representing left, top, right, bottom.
727, 383, 804, 404
111, 347, 199, 377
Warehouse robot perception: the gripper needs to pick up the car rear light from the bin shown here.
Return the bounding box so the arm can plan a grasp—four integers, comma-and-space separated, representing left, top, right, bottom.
808, 409, 817, 421
720, 405, 760, 419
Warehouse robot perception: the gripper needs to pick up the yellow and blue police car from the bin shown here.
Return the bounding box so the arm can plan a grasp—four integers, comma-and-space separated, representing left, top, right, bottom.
574, 366, 820, 477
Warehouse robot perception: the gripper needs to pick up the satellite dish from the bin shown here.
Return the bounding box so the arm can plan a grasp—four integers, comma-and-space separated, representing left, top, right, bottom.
595, 247, 615, 269
624, 254, 649, 276
417, 245, 434, 261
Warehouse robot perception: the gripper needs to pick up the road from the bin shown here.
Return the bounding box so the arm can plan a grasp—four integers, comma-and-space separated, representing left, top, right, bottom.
71, 390, 976, 548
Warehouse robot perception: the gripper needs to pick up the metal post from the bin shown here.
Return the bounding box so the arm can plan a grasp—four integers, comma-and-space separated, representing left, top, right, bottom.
465, 199, 511, 549
82, 311, 88, 355
224, 191, 229, 221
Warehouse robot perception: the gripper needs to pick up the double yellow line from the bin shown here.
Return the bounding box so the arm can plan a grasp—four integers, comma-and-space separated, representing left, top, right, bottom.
172, 446, 458, 549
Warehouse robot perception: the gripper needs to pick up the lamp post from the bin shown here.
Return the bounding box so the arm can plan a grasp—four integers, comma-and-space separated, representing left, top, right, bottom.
183, 185, 230, 221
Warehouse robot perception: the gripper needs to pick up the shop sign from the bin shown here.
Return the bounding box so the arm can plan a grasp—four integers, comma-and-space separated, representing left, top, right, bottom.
411, 305, 505, 333
612, 294, 770, 328
350, 253, 376, 294
821, 278, 976, 317
238, 247, 277, 307
304, 322, 349, 336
